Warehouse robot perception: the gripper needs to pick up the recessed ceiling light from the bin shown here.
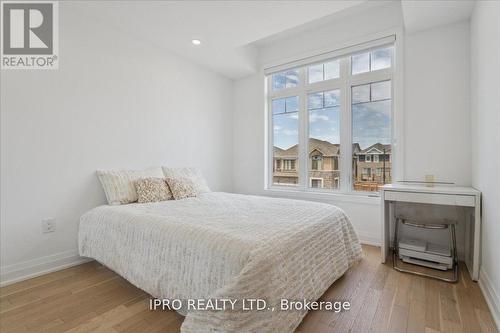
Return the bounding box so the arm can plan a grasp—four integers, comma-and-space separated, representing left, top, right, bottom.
191, 39, 201, 46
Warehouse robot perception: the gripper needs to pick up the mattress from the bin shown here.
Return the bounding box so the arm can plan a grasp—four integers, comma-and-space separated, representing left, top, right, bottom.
78, 192, 362, 332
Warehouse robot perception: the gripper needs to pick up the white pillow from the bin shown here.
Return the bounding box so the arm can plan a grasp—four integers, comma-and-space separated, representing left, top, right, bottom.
97, 167, 164, 205
161, 167, 210, 193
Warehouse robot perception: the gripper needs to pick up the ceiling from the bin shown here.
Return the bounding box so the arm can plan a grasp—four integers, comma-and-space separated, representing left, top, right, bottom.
401, 0, 475, 34
73, 1, 365, 79
74, 0, 476, 80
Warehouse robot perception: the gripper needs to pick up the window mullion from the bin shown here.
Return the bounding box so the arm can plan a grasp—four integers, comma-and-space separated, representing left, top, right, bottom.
339, 57, 351, 193
298, 68, 308, 190
266, 76, 273, 189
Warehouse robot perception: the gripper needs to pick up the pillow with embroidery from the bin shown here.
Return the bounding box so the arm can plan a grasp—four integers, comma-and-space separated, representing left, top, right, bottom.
165, 177, 198, 200
135, 178, 173, 203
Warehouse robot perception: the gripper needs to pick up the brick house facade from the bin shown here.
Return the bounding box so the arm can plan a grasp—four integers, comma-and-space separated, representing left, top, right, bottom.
273, 139, 391, 191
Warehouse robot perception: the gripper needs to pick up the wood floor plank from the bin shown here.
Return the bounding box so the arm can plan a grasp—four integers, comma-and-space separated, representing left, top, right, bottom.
370, 260, 390, 290
455, 287, 482, 333
0, 245, 496, 333
1, 267, 117, 313
407, 300, 426, 333
0, 262, 97, 297
330, 260, 378, 332
476, 308, 498, 333
394, 271, 412, 309
410, 274, 426, 303
370, 286, 397, 333
318, 259, 370, 326
388, 304, 409, 333
294, 305, 325, 333
439, 283, 461, 325
425, 278, 442, 331
461, 265, 491, 312
350, 287, 381, 333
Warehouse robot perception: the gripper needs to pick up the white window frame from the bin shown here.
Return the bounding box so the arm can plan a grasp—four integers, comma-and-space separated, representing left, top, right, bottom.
311, 154, 323, 171
264, 33, 404, 198
283, 159, 295, 171
310, 177, 324, 188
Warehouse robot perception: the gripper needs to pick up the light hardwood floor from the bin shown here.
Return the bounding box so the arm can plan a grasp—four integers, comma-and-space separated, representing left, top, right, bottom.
1, 245, 497, 333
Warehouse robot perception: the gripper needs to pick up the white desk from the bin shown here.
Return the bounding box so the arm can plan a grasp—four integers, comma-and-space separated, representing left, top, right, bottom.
380, 184, 481, 281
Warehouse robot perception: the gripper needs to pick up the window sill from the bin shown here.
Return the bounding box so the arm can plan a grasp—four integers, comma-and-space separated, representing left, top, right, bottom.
263, 186, 381, 205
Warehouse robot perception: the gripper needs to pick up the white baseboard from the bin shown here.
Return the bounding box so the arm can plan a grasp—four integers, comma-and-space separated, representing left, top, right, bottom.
478, 268, 500, 331
358, 233, 381, 247
0, 250, 92, 287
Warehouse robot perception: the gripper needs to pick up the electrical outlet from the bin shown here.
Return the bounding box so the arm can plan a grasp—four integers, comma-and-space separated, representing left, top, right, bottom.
41, 218, 56, 233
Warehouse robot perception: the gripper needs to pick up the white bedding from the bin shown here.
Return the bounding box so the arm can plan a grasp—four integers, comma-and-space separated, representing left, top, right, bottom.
78, 192, 362, 332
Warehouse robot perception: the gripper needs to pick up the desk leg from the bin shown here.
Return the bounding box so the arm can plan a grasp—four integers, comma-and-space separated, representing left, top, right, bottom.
381, 197, 390, 263
465, 209, 472, 276
472, 198, 481, 281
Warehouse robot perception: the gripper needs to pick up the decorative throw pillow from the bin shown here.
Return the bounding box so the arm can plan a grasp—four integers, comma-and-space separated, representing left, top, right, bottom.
166, 177, 198, 200
96, 167, 164, 205
162, 167, 210, 193
135, 178, 173, 203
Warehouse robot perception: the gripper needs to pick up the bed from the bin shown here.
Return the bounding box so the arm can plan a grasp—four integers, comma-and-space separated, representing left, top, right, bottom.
78, 192, 362, 333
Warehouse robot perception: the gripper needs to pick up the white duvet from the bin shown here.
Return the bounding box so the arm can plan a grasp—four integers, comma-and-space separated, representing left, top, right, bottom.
78, 192, 362, 332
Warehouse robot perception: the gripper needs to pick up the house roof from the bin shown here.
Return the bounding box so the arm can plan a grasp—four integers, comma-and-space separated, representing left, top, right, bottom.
274, 145, 297, 158
274, 138, 339, 158
274, 140, 391, 158
359, 143, 392, 154
308, 138, 340, 156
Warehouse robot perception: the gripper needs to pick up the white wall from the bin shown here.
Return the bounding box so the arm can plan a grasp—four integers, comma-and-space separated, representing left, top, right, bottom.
232, 3, 471, 245
470, 1, 500, 326
0, 4, 233, 283
404, 21, 471, 185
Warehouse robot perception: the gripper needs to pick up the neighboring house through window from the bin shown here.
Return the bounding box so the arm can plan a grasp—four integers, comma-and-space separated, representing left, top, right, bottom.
267, 37, 395, 193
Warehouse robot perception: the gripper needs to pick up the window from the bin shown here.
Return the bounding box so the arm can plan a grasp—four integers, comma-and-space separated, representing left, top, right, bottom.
272, 94, 299, 186
352, 80, 392, 191
351, 47, 392, 75
310, 178, 323, 188
308, 60, 340, 83
311, 155, 323, 170
267, 42, 394, 193
283, 159, 295, 170
272, 69, 299, 91
308, 89, 340, 189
